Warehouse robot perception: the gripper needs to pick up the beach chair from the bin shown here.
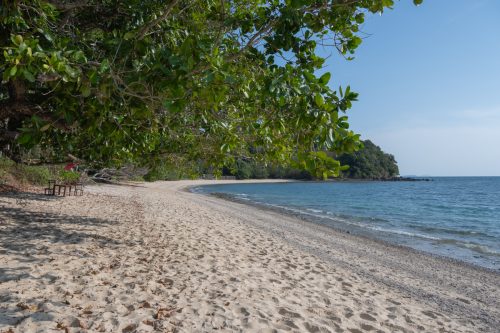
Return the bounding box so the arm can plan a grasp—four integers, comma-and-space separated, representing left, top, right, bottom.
73, 183, 84, 196
53, 183, 67, 196
44, 176, 84, 197
44, 180, 56, 195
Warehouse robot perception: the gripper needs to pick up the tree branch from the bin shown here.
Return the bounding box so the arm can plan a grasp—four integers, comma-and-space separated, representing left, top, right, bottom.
46, 0, 92, 11
136, 0, 181, 40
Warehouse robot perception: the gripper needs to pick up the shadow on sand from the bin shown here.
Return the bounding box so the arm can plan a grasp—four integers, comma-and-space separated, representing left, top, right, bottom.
0, 191, 121, 327
0, 191, 119, 268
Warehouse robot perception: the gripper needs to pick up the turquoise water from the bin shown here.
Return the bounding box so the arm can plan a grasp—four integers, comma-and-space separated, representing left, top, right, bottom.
195, 178, 500, 270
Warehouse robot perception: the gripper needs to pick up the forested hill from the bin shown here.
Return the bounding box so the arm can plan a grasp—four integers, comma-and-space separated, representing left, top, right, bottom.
337, 140, 399, 179
221, 140, 399, 180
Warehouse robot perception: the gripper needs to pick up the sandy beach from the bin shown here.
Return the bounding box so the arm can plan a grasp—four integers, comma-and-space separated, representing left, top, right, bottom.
0, 180, 499, 333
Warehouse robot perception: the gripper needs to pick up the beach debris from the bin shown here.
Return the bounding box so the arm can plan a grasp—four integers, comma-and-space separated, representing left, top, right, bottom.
121, 323, 138, 332
55, 321, 70, 333
140, 300, 152, 308
154, 307, 176, 319
157, 277, 174, 288
142, 319, 154, 326
16, 302, 37, 312
78, 319, 88, 329
82, 308, 93, 315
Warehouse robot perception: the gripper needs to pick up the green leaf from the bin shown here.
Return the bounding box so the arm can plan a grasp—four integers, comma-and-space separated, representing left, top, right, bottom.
354, 14, 365, 24
319, 72, 331, 85
328, 128, 334, 142
303, 71, 316, 83
23, 70, 36, 82
123, 32, 135, 40
40, 124, 51, 131
73, 51, 87, 62
18, 42, 27, 53
12, 35, 23, 45
314, 93, 324, 107
17, 133, 32, 145
413, 0, 423, 5
81, 85, 91, 97
9, 66, 17, 77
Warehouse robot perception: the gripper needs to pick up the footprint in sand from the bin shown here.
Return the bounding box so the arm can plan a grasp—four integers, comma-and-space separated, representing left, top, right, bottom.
360, 313, 377, 322
278, 307, 302, 318
239, 307, 250, 316
347, 329, 363, 333
303, 322, 322, 332
421, 310, 438, 319
360, 323, 376, 331
342, 282, 352, 288
387, 299, 401, 305
285, 315, 303, 327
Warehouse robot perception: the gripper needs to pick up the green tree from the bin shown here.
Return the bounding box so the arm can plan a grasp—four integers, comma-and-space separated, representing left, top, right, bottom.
1, 0, 422, 176
235, 159, 253, 180
338, 140, 399, 179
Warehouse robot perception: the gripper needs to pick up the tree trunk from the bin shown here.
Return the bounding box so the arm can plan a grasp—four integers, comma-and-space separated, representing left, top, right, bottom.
0, 79, 36, 121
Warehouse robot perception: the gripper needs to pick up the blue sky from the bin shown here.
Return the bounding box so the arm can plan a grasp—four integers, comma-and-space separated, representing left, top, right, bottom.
323, 0, 500, 176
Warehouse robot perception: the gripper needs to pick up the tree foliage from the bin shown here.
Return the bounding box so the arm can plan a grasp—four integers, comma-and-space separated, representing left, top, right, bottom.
1, 0, 421, 176
225, 159, 312, 180
222, 139, 399, 180
337, 140, 399, 179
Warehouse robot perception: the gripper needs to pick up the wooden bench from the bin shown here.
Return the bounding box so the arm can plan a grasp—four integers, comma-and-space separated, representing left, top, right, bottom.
44, 180, 84, 197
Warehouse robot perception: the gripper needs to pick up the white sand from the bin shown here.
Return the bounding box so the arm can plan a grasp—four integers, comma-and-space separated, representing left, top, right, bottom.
0, 180, 498, 332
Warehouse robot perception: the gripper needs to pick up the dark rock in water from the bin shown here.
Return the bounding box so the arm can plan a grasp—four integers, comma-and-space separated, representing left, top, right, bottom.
386, 177, 432, 181
210, 192, 235, 200
334, 177, 432, 182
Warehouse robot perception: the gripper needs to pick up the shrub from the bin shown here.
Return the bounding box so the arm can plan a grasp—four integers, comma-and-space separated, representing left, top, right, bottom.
0, 157, 15, 184
144, 163, 181, 181
0, 156, 15, 170
252, 163, 269, 179
0, 157, 86, 186
129, 175, 145, 182
235, 160, 252, 179
58, 170, 81, 184
16, 165, 52, 185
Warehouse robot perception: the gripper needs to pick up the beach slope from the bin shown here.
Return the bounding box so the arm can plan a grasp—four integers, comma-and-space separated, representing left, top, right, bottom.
0, 180, 498, 332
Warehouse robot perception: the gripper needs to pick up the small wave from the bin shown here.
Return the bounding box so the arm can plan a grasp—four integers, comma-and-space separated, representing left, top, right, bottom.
324, 211, 390, 224
368, 227, 442, 241
190, 186, 202, 193
436, 239, 500, 256
306, 208, 324, 214
265, 203, 295, 211
416, 226, 492, 238
462, 243, 500, 256
235, 193, 250, 200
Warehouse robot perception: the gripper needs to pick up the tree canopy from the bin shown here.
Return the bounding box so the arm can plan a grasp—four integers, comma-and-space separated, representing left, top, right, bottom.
337, 140, 399, 179
1, 0, 422, 177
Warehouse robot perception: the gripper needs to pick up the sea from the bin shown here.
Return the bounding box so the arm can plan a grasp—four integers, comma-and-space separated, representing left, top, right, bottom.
194, 177, 500, 270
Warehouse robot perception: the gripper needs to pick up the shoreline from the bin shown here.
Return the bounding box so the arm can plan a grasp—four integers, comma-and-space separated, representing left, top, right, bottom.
184, 180, 500, 327
1, 180, 499, 332
197, 189, 499, 274
182, 181, 500, 328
